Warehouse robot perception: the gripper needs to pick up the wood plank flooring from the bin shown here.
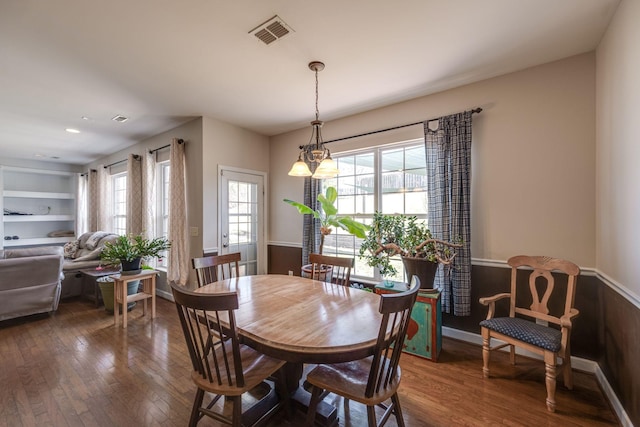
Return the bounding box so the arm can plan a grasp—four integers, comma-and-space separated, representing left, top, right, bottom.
0, 296, 619, 427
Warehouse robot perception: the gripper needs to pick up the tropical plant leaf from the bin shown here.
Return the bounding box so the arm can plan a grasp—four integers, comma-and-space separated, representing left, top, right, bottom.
283, 199, 320, 219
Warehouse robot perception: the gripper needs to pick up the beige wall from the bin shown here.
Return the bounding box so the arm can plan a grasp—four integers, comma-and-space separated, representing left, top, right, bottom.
270, 53, 596, 267
201, 116, 269, 253
86, 118, 204, 290
596, 0, 640, 298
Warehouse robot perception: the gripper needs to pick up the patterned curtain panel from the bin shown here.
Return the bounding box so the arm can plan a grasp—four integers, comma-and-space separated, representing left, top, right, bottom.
126, 154, 143, 235
425, 111, 473, 316
302, 146, 321, 266
167, 138, 189, 286
97, 166, 112, 232
87, 169, 98, 232
87, 167, 111, 232
75, 173, 88, 237
142, 151, 157, 240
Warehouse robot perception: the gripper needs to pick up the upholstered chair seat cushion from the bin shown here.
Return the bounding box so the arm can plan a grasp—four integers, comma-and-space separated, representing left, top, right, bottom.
480, 317, 562, 352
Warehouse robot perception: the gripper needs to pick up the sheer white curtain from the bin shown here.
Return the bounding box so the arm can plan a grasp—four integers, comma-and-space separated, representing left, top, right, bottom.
126, 154, 143, 235
75, 173, 88, 237
167, 138, 189, 286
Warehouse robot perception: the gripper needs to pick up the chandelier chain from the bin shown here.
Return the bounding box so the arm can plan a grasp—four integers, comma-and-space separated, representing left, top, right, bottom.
315, 68, 320, 121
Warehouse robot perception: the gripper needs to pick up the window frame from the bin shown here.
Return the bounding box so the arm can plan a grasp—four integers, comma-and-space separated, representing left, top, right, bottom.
155, 161, 170, 269
111, 172, 127, 236
322, 139, 427, 283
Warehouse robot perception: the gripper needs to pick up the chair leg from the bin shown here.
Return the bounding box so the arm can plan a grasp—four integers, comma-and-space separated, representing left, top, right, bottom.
544, 352, 557, 412
391, 392, 406, 427
232, 395, 242, 427
563, 345, 573, 390
509, 345, 516, 365
481, 328, 490, 378
366, 405, 377, 427
189, 388, 205, 427
305, 385, 323, 426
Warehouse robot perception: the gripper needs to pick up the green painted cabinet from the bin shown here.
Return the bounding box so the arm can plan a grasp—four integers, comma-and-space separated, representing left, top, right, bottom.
375, 281, 442, 362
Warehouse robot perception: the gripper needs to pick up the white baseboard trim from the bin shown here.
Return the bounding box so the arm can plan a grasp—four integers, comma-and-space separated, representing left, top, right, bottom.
442, 327, 630, 425
595, 366, 634, 427
156, 289, 173, 302
268, 241, 302, 248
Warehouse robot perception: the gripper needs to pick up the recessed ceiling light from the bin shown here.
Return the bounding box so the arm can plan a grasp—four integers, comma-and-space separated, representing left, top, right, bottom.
81, 116, 91, 120
34, 153, 44, 158
65, 128, 80, 134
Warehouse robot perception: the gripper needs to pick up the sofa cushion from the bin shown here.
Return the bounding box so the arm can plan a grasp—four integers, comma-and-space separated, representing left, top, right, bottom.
85, 231, 110, 250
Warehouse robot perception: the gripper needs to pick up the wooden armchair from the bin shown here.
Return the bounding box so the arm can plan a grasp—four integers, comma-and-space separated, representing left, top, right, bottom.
192, 252, 241, 287
479, 255, 580, 412
308, 253, 354, 287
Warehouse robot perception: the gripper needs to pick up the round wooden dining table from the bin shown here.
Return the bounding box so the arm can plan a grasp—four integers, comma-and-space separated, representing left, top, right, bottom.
194, 274, 385, 425
194, 274, 384, 364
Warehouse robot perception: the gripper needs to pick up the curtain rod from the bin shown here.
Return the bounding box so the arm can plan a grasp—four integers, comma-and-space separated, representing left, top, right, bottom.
104, 154, 140, 169
80, 168, 97, 177
149, 138, 184, 154
299, 107, 482, 149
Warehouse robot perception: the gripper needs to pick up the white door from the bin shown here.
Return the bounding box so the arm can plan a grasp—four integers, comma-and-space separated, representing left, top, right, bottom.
219, 167, 266, 276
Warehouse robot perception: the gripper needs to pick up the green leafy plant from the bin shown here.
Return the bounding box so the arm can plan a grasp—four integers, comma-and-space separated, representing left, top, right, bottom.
284, 186, 369, 254
359, 211, 462, 277
101, 233, 171, 266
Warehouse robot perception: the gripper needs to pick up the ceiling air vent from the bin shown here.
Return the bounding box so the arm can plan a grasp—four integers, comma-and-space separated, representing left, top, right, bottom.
249, 15, 293, 45
112, 115, 128, 123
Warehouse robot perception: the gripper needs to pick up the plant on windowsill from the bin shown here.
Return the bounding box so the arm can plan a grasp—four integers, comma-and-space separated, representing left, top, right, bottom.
358, 211, 462, 289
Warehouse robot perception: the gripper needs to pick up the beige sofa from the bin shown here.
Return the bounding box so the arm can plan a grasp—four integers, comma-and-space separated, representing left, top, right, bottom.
0, 246, 64, 321
61, 231, 119, 298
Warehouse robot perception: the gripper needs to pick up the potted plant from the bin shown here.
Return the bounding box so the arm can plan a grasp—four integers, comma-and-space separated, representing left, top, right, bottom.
100, 233, 171, 274
358, 212, 462, 289
98, 233, 171, 313
284, 186, 369, 254
284, 186, 369, 278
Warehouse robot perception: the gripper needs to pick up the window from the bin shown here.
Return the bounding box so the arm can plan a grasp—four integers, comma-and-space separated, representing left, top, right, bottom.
156, 161, 170, 268
112, 172, 127, 235
322, 140, 427, 282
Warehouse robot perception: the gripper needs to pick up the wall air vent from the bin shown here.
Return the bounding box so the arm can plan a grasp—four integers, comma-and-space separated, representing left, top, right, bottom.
112, 115, 128, 123
249, 15, 293, 45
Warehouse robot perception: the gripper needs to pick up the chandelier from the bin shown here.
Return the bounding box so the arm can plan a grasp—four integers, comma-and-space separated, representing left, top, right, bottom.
288, 61, 339, 179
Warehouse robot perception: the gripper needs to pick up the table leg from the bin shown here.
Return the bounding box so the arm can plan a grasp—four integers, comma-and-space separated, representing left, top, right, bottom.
150, 277, 156, 318
282, 363, 337, 426
113, 281, 119, 326
142, 279, 147, 316
122, 279, 128, 329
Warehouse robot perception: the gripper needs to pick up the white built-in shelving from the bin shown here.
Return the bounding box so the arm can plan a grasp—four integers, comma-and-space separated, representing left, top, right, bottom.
1, 166, 77, 248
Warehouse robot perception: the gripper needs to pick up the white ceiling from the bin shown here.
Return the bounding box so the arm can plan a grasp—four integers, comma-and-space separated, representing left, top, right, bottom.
0, 0, 619, 165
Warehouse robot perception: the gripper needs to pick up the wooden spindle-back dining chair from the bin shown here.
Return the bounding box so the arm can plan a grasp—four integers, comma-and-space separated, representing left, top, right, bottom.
479, 255, 580, 412
192, 252, 241, 287
170, 283, 288, 427
304, 276, 421, 427
308, 253, 354, 287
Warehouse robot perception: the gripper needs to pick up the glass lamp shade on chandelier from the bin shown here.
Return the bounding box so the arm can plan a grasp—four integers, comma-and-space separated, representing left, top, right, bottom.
288, 61, 340, 179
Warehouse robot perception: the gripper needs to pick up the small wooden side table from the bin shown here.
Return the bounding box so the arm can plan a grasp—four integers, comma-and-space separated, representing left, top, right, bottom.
112, 270, 158, 328
375, 280, 442, 362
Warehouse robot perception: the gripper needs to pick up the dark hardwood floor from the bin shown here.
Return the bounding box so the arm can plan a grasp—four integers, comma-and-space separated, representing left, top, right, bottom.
0, 296, 619, 427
